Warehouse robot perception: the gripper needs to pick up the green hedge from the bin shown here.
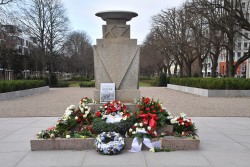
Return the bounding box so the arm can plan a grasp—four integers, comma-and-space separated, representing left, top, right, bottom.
140, 76, 152, 80
169, 77, 250, 90
69, 76, 92, 81
79, 81, 95, 87
0, 80, 46, 93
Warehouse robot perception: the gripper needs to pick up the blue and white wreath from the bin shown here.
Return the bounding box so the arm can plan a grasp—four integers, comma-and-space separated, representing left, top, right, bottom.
94, 132, 125, 155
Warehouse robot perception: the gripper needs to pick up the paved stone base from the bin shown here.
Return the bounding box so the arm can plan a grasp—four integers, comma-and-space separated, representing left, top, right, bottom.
167, 84, 250, 97
94, 89, 140, 103
156, 125, 173, 135
0, 86, 49, 101
30, 135, 199, 151
86, 103, 138, 113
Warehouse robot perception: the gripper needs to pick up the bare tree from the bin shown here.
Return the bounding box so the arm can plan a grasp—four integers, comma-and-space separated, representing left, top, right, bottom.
63, 31, 93, 76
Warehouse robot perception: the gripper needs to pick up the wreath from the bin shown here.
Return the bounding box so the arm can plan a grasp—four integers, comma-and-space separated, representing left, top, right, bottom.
94, 132, 125, 155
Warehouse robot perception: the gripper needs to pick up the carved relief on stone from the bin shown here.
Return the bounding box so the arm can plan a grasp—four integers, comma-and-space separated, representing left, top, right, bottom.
102, 25, 130, 39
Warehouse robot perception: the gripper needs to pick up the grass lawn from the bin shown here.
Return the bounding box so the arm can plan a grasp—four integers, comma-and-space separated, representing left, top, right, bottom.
139, 80, 152, 87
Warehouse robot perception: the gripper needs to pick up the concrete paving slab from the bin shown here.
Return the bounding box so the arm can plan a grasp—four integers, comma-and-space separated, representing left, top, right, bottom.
0, 142, 30, 153
0, 123, 29, 130
240, 142, 250, 149
16, 151, 86, 167
143, 151, 211, 167
81, 150, 146, 166
0, 152, 28, 167
12, 127, 44, 135
199, 140, 249, 151
215, 128, 250, 135
198, 132, 235, 142
1, 134, 34, 142
201, 151, 250, 167
0, 117, 43, 124
226, 134, 250, 143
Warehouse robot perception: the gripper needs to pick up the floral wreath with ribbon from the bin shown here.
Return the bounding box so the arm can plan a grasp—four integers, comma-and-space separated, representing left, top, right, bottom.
95, 101, 132, 121
129, 97, 172, 139
94, 132, 125, 155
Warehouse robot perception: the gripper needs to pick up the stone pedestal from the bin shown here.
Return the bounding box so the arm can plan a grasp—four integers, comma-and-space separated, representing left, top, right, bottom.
94, 11, 140, 103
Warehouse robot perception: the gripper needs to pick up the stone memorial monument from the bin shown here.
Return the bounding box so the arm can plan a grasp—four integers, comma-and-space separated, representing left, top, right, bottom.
94, 11, 140, 102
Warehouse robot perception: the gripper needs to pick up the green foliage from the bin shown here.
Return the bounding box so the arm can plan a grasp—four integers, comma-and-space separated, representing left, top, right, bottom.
56, 81, 70, 87
70, 76, 93, 81
151, 76, 159, 86
92, 118, 136, 135
140, 76, 152, 80
169, 77, 250, 90
159, 73, 167, 86
79, 81, 95, 87
173, 123, 198, 136
49, 73, 58, 86
150, 147, 174, 152
192, 72, 200, 78
74, 129, 94, 138
55, 119, 77, 135
0, 80, 46, 93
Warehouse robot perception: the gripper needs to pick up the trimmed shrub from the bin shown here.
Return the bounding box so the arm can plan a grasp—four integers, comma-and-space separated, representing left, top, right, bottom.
50, 74, 58, 86
79, 81, 95, 87
159, 73, 167, 86
70, 76, 92, 81
169, 77, 250, 90
0, 80, 46, 93
151, 76, 159, 86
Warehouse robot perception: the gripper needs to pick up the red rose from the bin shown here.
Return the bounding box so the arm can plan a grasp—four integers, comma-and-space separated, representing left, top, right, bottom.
153, 110, 156, 113
185, 123, 189, 126
107, 109, 111, 114
157, 104, 160, 107
132, 126, 136, 129
140, 111, 143, 114
147, 103, 150, 105
77, 118, 81, 121
141, 106, 144, 109
127, 114, 131, 118
146, 108, 150, 111
129, 132, 131, 135
124, 111, 127, 114
112, 107, 117, 112
137, 104, 140, 107
147, 130, 152, 134
171, 132, 174, 136
155, 117, 159, 120
160, 109, 163, 112
110, 104, 114, 107
166, 132, 169, 135
189, 122, 192, 125
134, 111, 136, 115
79, 114, 83, 117
95, 112, 101, 116
151, 106, 154, 109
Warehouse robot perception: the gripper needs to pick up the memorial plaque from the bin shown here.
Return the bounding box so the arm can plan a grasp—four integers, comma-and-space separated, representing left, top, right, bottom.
100, 83, 115, 103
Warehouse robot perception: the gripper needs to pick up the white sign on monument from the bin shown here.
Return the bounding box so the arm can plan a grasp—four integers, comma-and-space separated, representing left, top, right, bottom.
100, 83, 115, 103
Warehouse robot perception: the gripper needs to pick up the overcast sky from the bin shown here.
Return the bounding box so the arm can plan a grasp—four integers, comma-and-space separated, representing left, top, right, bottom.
61, 0, 185, 45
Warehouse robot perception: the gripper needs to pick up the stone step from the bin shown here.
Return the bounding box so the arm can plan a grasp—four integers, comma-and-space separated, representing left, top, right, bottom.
30, 136, 199, 151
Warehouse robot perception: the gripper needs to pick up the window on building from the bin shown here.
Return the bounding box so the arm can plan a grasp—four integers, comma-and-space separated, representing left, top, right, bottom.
246, 13, 249, 19
238, 52, 241, 60
244, 42, 248, 50
242, 2, 245, 8
238, 42, 242, 50
238, 34, 242, 41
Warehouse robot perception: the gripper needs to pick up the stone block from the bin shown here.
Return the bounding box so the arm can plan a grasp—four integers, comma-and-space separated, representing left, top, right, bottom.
161, 136, 200, 150
156, 125, 173, 135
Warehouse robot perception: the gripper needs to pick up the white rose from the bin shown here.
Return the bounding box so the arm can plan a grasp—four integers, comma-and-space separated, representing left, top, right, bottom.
69, 105, 75, 110
75, 116, 78, 120
118, 137, 123, 141
66, 135, 70, 139
100, 106, 103, 109
134, 123, 138, 126
171, 119, 176, 124
102, 115, 106, 119
105, 106, 107, 108
139, 123, 143, 127
147, 126, 151, 130
149, 148, 155, 152
83, 114, 87, 118
80, 107, 84, 113
136, 127, 139, 131
120, 112, 123, 115
129, 128, 133, 132
85, 111, 89, 115
142, 128, 145, 131
132, 131, 136, 134
122, 116, 127, 120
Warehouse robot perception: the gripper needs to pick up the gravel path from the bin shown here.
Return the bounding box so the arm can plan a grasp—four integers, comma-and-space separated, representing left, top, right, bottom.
0, 87, 250, 117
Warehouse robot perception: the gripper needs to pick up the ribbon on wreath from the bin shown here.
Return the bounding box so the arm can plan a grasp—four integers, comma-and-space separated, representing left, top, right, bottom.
78, 118, 90, 132
137, 114, 149, 125
128, 129, 161, 153
137, 113, 158, 129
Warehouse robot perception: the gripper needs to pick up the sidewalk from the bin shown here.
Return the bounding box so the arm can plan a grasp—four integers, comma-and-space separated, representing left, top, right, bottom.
0, 117, 250, 167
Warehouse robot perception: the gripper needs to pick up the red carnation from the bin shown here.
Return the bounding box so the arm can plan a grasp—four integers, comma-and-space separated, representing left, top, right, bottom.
79, 114, 83, 117
95, 112, 101, 117
140, 111, 143, 114
137, 104, 140, 107
146, 108, 150, 111
147, 130, 152, 134
157, 104, 160, 107
124, 111, 127, 114
155, 117, 159, 120
153, 110, 156, 113
112, 107, 117, 112
151, 106, 154, 109
147, 103, 150, 105
110, 104, 114, 107
134, 111, 136, 115
185, 123, 189, 126
132, 126, 136, 129
160, 109, 163, 112
77, 118, 81, 121
107, 109, 111, 114
141, 106, 144, 109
